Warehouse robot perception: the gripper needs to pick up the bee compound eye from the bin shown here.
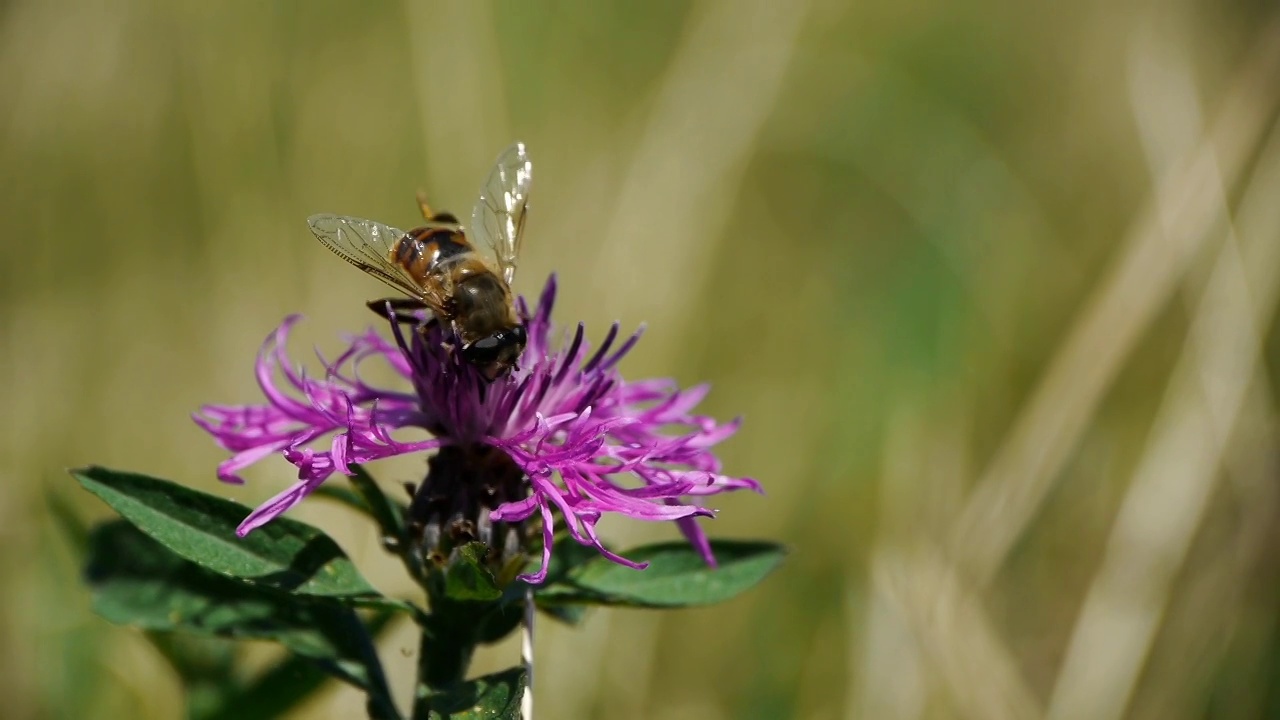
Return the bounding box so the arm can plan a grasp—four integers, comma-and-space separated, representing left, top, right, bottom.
462, 335, 503, 364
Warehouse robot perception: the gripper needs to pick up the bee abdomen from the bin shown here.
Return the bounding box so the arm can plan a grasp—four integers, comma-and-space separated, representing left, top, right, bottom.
393, 228, 473, 281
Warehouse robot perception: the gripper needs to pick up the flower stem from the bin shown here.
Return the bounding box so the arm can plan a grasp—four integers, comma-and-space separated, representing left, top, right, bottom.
412, 616, 477, 719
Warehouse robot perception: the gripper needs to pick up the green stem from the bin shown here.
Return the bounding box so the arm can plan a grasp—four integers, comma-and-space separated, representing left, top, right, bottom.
412, 616, 477, 719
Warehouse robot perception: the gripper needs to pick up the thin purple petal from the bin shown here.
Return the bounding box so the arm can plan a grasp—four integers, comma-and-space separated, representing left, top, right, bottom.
198, 274, 759, 574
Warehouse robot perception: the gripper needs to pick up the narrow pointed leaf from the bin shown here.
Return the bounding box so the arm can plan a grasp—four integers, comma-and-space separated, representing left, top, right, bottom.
426, 667, 526, 719
537, 540, 785, 608
347, 464, 410, 548
195, 610, 401, 720
72, 466, 383, 600
84, 520, 396, 703
538, 534, 599, 583
312, 484, 371, 514
535, 600, 588, 626
144, 634, 237, 687
444, 543, 502, 602
348, 465, 423, 583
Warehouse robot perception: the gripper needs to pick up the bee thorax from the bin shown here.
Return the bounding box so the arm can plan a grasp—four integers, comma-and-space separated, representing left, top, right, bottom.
453, 274, 516, 340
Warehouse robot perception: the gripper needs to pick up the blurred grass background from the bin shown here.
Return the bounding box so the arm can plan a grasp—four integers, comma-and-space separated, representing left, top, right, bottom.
3, 0, 1280, 718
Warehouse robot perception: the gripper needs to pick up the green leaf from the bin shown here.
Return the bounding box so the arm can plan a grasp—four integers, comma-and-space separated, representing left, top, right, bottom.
84, 520, 392, 697
443, 543, 502, 602
426, 667, 525, 719
195, 610, 401, 720
196, 654, 330, 720
348, 465, 424, 583
523, 537, 595, 624
144, 636, 238, 720
312, 483, 371, 514
537, 540, 786, 608
348, 465, 410, 547
72, 466, 383, 601
144, 634, 237, 686
536, 600, 588, 626
537, 534, 600, 584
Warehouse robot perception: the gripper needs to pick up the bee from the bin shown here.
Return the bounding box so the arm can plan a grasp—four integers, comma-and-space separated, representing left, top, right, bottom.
307, 142, 533, 381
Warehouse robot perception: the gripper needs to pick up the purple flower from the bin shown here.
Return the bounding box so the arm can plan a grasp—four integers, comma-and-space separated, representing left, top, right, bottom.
195, 275, 760, 582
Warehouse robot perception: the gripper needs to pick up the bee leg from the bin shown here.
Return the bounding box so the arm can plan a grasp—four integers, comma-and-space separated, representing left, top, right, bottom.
413, 317, 442, 343
367, 297, 430, 325
432, 322, 464, 352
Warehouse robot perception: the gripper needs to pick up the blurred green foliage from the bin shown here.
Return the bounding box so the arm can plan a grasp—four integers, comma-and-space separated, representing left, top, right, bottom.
4, 1, 1280, 718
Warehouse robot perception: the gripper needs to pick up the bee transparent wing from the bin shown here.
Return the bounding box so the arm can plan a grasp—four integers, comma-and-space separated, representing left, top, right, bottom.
469, 142, 532, 285
307, 214, 425, 300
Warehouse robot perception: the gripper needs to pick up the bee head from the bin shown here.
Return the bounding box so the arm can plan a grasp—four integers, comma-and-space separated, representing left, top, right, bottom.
461, 325, 528, 381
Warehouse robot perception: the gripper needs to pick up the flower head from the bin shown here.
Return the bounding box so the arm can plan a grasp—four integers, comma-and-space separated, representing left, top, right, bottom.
196, 275, 760, 582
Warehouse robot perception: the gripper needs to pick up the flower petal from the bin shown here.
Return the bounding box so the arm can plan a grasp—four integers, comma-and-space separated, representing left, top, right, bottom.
200, 274, 761, 577
517, 501, 557, 584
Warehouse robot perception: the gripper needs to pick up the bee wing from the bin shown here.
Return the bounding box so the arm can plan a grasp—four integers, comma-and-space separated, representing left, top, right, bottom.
469, 142, 532, 285
307, 214, 427, 301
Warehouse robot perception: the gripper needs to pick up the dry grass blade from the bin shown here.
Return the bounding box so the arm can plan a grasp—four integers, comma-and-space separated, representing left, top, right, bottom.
855, 404, 1037, 720
949, 16, 1280, 589
589, 0, 811, 332
404, 0, 510, 188
1127, 382, 1280, 720
541, 3, 812, 716
1044, 91, 1280, 720
849, 579, 928, 720
878, 546, 1043, 720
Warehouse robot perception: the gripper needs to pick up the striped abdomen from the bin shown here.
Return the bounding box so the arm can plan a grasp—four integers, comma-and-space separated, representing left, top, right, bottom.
390, 226, 518, 342
391, 227, 477, 285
